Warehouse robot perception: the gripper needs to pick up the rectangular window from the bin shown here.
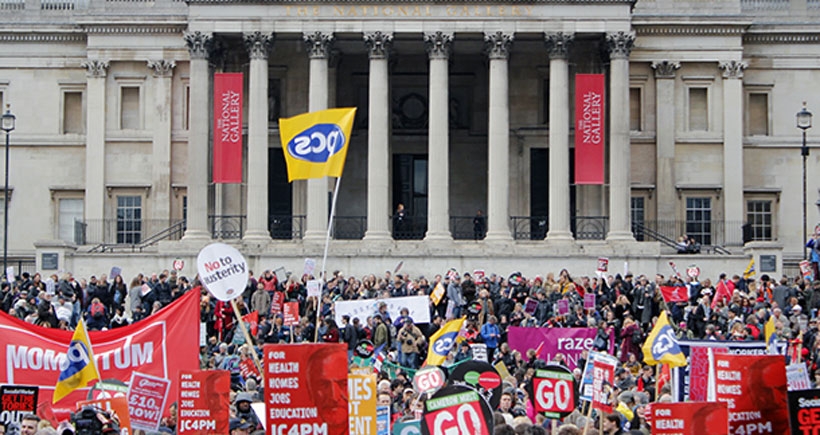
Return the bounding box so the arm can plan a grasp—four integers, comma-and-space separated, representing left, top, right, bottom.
116, 195, 142, 244
685, 197, 712, 245
630, 88, 642, 132
120, 86, 141, 130
631, 196, 646, 241
58, 198, 83, 243
63, 91, 83, 134
748, 93, 769, 136
688, 88, 708, 131
746, 200, 773, 241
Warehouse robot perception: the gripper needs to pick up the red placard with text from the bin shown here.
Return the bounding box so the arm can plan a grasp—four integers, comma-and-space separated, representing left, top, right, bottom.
591, 359, 614, 413
575, 73, 605, 185
127, 372, 170, 431
177, 370, 230, 434
213, 72, 243, 183
283, 302, 300, 326
265, 344, 348, 435
714, 354, 789, 434
652, 402, 728, 434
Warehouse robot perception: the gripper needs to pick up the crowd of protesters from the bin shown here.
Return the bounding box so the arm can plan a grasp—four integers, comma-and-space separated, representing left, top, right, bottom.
1, 264, 819, 434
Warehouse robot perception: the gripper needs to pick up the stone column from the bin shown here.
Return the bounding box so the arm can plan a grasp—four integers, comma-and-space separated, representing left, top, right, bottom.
484, 31, 513, 241
147, 60, 175, 228
81, 60, 108, 228
424, 31, 453, 241
544, 33, 574, 241
243, 32, 274, 243
363, 31, 393, 241
182, 31, 213, 241
303, 31, 334, 242
720, 60, 747, 243
651, 60, 680, 222
606, 31, 636, 241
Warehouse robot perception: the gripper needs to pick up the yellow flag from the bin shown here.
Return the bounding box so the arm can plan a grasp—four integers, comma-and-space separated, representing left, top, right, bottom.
426, 317, 465, 366
765, 315, 777, 353
53, 318, 100, 403
279, 108, 357, 182
743, 257, 755, 280
641, 311, 687, 368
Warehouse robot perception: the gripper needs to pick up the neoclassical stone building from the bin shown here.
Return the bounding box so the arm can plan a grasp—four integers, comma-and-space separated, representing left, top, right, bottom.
0, 0, 817, 278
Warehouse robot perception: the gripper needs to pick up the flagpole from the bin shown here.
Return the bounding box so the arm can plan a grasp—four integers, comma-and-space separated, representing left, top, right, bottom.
314, 175, 343, 343
230, 298, 264, 381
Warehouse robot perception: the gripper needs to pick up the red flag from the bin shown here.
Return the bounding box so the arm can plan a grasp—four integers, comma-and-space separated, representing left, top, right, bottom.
575, 74, 605, 184
242, 311, 259, 337
711, 280, 734, 309
213, 73, 243, 183
659, 286, 688, 303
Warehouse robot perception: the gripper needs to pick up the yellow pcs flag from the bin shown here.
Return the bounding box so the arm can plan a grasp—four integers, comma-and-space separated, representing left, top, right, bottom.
641, 311, 687, 368
279, 108, 357, 182
743, 257, 755, 280
765, 315, 777, 353
426, 317, 465, 366
53, 318, 100, 403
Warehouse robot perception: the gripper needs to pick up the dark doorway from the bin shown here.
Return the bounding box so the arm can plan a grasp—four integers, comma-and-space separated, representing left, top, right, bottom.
268, 148, 293, 239
530, 148, 549, 240
392, 154, 427, 239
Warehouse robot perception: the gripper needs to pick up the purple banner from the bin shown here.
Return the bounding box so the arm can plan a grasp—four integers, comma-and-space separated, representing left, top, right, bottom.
524, 299, 538, 315
507, 327, 613, 370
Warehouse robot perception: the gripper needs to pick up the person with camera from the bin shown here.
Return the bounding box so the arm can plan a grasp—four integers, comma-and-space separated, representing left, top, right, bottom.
59, 406, 121, 435
397, 318, 424, 369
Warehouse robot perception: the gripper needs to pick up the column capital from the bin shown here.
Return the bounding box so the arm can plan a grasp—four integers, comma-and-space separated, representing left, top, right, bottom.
544, 32, 574, 60
719, 60, 748, 79
183, 31, 213, 60
484, 31, 513, 60
651, 60, 680, 79
147, 59, 176, 78
424, 31, 453, 60
81, 60, 109, 78
303, 31, 334, 59
364, 31, 393, 60
606, 31, 635, 59
244, 31, 274, 60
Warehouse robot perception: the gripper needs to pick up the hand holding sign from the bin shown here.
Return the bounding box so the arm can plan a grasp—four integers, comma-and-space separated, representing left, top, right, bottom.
196, 243, 249, 302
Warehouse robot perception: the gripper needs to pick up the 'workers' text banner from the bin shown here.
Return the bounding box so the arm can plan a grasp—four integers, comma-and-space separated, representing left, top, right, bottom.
574, 73, 605, 185
213, 72, 244, 183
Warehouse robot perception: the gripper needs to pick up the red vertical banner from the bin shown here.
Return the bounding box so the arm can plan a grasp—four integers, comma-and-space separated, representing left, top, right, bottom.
177, 370, 230, 434
714, 354, 789, 434
213, 73, 244, 183
575, 74, 605, 185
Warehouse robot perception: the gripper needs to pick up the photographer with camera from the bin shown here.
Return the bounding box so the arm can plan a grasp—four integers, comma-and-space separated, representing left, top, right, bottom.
397, 317, 424, 369
59, 406, 120, 435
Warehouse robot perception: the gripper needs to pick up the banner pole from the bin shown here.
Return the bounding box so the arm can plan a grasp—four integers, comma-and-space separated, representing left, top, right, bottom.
655, 364, 661, 400
230, 298, 264, 381
582, 399, 594, 435
314, 175, 343, 344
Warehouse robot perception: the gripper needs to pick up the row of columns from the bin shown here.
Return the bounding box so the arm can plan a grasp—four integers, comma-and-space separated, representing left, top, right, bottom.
651, 59, 747, 227
180, 30, 638, 243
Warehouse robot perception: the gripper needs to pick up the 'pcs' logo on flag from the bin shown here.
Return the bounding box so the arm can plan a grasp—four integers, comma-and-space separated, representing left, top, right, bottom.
279, 108, 357, 182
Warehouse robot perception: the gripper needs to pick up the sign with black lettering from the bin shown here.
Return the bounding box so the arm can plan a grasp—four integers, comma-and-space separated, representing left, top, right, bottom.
0, 385, 38, 431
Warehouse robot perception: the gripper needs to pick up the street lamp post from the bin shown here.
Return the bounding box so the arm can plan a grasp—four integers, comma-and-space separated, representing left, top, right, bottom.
797, 102, 813, 260
1, 106, 15, 281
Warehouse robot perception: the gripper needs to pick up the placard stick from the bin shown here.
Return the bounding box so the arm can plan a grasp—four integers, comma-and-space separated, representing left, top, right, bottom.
230, 298, 264, 381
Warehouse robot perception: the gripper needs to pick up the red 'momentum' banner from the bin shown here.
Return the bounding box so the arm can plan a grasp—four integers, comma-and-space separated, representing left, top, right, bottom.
651, 402, 729, 434
265, 343, 348, 435
575, 74, 605, 185
0, 290, 199, 424
213, 72, 244, 183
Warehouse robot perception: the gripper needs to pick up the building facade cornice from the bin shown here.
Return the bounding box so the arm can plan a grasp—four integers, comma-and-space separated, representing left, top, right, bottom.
0, 33, 86, 42
81, 23, 187, 34
743, 32, 820, 43
634, 23, 749, 36
188, 0, 636, 4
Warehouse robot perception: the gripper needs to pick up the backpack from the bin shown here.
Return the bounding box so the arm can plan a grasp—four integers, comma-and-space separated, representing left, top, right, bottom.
91, 302, 105, 318
631, 327, 643, 345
